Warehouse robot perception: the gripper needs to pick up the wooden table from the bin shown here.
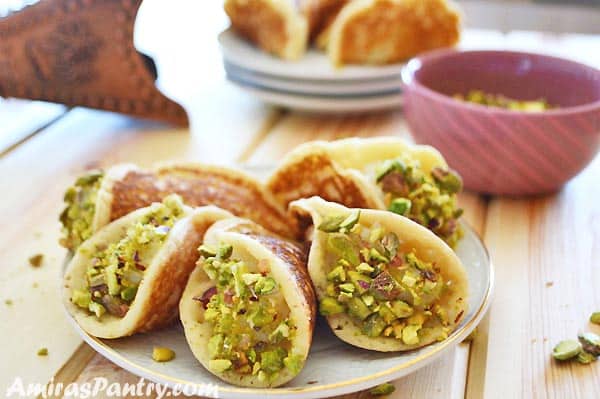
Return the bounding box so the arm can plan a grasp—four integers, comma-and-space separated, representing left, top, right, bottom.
1, 2, 599, 398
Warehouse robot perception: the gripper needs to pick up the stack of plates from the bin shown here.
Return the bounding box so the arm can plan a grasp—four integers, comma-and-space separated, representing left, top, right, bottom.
218, 29, 405, 113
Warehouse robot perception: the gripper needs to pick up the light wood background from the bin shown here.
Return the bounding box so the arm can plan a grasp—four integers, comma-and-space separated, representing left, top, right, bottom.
0, 1, 599, 398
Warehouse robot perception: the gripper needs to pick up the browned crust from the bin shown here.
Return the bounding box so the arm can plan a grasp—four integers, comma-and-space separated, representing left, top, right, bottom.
224, 0, 289, 56
337, 0, 460, 64
109, 165, 297, 239
131, 222, 204, 333
299, 0, 349, 40
224, 220, 316, 333
267, 152, 376, 210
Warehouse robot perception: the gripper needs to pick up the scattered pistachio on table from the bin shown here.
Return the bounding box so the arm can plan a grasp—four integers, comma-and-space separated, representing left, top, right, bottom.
370, 383, 396, 396
552, 340, 582, 361
553, 330, 600, 364
4, 299, 13, 306
37, 348, 48, 356
29, 254, 44, 267
578, 332, 600, 357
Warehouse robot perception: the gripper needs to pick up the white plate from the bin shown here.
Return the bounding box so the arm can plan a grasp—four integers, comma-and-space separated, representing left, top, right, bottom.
218, 28, 405, 81
64, 222, 493, 399
225, 62, 403, 96
228, 78, 404, 113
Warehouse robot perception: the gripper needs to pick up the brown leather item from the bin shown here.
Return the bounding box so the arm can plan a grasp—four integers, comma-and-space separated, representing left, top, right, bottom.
0, 0, 188, 126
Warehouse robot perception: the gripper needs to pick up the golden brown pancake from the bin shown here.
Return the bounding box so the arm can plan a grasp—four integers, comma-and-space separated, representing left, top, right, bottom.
328, 0, 461, 65
224, 0, 308, 60
60, 162, 297, 251
266, 137, 464, 247
298, 0, 349, 48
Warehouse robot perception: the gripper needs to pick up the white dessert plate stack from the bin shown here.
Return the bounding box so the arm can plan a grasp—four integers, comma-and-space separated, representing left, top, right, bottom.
218, 29, 405, 113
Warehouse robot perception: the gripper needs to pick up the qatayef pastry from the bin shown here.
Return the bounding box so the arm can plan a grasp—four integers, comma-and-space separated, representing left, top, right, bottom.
63, 195, 232, 338
60, 162, 295, 250
290, 197, 468, 352
328, 0, 461, 65
180, 217, 315, 387
267, 137, 464, 247
224, 0, 308, 60
298, 0, 349, 49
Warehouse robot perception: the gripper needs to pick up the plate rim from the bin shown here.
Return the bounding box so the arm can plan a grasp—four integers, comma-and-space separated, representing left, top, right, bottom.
63, 222, 494, 398
225, 63, 403, 97
218, 28, 406, 81
228, 79, 404, 113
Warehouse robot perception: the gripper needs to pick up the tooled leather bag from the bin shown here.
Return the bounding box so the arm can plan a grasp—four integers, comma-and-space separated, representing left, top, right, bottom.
0, 0, 188, 126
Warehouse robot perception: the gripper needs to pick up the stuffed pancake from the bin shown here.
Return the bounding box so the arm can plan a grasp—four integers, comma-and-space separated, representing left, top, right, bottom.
327, 0, 461, 65
63, 195, 232, 338
290, 197, 468, 352
267, 137, 464, 247
180, 218, 315, 387
224, 0, 308, 60
60, 162, 294, 250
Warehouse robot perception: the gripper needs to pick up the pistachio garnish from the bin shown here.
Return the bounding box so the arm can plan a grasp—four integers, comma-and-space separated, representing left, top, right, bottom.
388, 198, 411, 216
590, 312, 600, 325
318, 211, 360, 233
552, 340, 582, 361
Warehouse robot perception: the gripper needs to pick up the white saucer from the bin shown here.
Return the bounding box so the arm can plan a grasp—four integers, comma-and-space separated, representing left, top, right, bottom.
218, 28, 405, 81
224, 62, 403, 96
227, 78, 403, 113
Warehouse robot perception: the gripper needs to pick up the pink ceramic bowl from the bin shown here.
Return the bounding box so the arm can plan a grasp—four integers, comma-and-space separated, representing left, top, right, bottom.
402, 50, 600, 195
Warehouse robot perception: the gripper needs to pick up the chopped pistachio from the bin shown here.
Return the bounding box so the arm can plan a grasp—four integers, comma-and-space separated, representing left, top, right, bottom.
327, 266, 346, 282
217, 244, 233, 260
402, 325, 421, 345
552, 340, 582, 361
255, 277, 277, 295
590, 312, 600, 325
318, 215, 346, 233
578, 332, 600, 357
37, 348, 48, 356
454, 90, 554, 112
152, 347, 175, 362
375, 159, 405, 182
241, 273, 262, 286
339, 283, 355, 293
388, 198, 411, 216
370, 382, 396, 396
29, 254, 44, 267
390, 300, 413, 318
357, 262, 375, 274
209, 359, 232, 372
319, 297, 345, 315
381, 232, 399, 259
199, 245, 217, 258
362, 294, 375, 307
339, 211, 360, 232
4, 299, 13, 306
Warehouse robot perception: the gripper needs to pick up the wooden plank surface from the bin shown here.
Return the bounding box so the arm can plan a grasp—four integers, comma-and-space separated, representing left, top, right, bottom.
475, 156, 600, 399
